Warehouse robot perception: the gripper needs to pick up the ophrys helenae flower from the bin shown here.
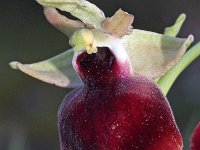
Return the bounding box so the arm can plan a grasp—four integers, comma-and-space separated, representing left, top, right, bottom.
10, 0, 200, 149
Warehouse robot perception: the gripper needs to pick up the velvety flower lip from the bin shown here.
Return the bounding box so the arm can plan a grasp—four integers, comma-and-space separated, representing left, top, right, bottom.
9, 0, 196, 94
190, 122, 200, 150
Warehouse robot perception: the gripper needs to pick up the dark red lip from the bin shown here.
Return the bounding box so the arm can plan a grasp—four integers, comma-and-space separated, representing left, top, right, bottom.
58, 47, 182, 150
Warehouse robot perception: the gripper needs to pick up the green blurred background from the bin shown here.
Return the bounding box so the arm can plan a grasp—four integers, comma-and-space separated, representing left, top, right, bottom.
0, 0, 200, 149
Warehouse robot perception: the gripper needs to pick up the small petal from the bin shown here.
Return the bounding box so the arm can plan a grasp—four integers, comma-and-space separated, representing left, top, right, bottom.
190, 122, 200, 150
122, 29, 194, 78
101, 9, 134, 38
36, 0, 105, 28
10, 49, 81, 88
44, 7, 85, 37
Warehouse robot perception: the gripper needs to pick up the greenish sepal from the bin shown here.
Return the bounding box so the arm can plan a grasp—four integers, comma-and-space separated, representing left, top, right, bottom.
157, 42, 200, 95
122, 29, 194, 78
10, 49, 81, 88
36, 0, 105, 28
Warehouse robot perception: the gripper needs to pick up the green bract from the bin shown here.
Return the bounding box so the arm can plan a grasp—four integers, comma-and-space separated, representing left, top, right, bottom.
164, 13, 186, 37
10, 0, 200, 95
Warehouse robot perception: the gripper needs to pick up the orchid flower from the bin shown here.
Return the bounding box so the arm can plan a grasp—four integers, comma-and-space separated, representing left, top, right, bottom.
10, 0, 200, 149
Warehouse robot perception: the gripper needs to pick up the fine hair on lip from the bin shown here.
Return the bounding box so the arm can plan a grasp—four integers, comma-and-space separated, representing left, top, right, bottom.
77, 47, 116, 71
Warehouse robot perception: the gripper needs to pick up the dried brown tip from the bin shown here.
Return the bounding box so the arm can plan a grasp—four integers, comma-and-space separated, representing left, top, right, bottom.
101, 9, 134, 38
44, 7, 86, 37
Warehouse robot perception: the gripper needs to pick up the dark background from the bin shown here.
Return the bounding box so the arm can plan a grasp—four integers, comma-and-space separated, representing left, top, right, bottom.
0, 0, 200, 149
